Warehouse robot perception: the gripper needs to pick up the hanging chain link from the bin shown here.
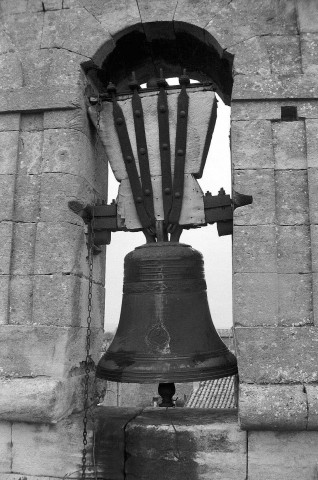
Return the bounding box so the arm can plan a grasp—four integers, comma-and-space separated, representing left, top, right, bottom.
81, 95, 103, 480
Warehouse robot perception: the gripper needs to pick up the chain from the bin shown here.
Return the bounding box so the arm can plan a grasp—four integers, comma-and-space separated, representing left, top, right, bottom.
81, 96, 102, 480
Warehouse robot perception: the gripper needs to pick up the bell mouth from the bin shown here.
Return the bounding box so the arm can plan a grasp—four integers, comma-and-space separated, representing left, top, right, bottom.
96, 350, 238, 384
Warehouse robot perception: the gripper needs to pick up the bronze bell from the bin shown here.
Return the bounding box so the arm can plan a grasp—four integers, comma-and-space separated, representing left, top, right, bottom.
96, 242, 237, 383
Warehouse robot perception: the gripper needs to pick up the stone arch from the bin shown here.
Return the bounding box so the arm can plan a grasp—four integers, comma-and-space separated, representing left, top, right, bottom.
82, 21, 234, 105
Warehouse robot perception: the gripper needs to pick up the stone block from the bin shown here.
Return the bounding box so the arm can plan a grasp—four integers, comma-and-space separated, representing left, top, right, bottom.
19, 130, 43, 174
174, 0, 231, 32
11, 222, 36, 275
0, 275, 9, 325
81, 0, 141, 38
306, 119, 318, 168
0, 53, 23, 89
233, 225, 277, 273
307, 384, 318, 430
2, 12, 44, 52
248, 430, 318, 479
239, 384, 307, 430
231, 120, 273, 169
278, 273, 313, 326
235, 326, 318, 383
272, 120, 307, 169
301, 33, 318, 74
233, 169, 275, 225
43, 0, 63, 9
314, 273, 318, 326
126, 409, 246, 480
0, 131, 19, 174
0, 222, 13, 275
44, 107, 89, 136
233, 273, 278, 327
312, 224, 318, 273
41, 8, 112, 59
231, 36, 271, 76
0, 421, 12, 472
34, 221, 86, 275
264, 35, 302, 75
0, 374, 96, 424
309, 169, 318, 224
231, 99, 318, 121
0, 113, 20, 132
0, 0, 27, 14
9, 275, 33, 325
39, 173, 95, 226
12, 412, 86, 477
275, 170, 309, 225
42, 128, 108, 195
33, 273, 105, 328
0, 175, 15, 221
14, 174, 40, 222
277, 226, 311, 273
232, 74, 318, 100
21, 112, 44, 132
0, 324, 102, 377
297, 0, 318, 33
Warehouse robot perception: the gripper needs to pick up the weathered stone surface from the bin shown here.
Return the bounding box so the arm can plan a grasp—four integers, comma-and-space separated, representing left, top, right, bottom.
0, 85, 82, 113
231, 36, 271, 76
126, 409, 246, 480
248, 430, 318, 479
233, 226, 277, 273
264, 35, 302, 75
0, 53, 23, 89
275, 170, 309, 225
277, 226, 311, 273
0, 325, 102, 377
18, 130, 43, 175
301, 33, 318, 75
239, 384, 308, 430
0, 421, 12, 472
231, 120, 273, 169
233, 169, 275, 225
2, 12, 44, 52
0, 113, 20, 131
314, 273, 318, 326
306, 119, 318, 168
233, 273, 278, 327
9, 275, 33, 325
312, 224, 318, 273
14, 175, 40, 222
33, 273, 105, 328
12, 412, 86, 477
81, 0, 141, 38
0, 222, 13, 275
0, 131, 19, 174
307, 384, 318, 430
233, 74, 318, 100
0, 375, 95, 423
297, 0, 318, 33
232, 99, 318, 121
41, 8, 112, 59
0, 175, 15, 221
0, 275, 9, 325
44, 107, 89, 136
42, 128, 108, 196
278, 273, 313, 326
174, 0, 231, 32
11, 222, 36, 275
272, 120, 307, 169
308, 169, 318, 224
235, 326, 318, 383
21, 112, 44, 132
39, 173, 95, 226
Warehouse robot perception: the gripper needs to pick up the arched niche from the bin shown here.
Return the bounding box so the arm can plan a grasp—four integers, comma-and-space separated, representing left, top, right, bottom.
82, 21, 233, 105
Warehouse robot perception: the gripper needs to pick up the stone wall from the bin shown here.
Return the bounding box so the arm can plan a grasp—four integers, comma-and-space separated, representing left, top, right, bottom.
0, 0, 318, 478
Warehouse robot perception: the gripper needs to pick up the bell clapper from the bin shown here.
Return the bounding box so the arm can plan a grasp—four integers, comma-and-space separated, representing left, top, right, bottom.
158, 382, 176, 407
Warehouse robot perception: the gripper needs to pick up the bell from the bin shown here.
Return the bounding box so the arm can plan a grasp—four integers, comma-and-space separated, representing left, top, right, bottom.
96, 242, 237, 383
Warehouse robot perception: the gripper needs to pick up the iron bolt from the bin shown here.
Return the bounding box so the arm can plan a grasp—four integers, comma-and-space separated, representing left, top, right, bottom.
116, 117, 123, 125
135, 109, 141, 117
162, 143, 168, 150
177, 149, 184, 156
140, 148, 146, 155
164, 188, 171, 195
136, 197, 143, 203
144, 189, 151, 196
180, 110, 186, 117
126, 155, 133, 163
159, 105, 166, 113
175, 192, 181, 198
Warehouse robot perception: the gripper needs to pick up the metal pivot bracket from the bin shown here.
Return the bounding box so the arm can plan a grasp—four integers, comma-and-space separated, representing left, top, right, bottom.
203, 189, 253, 237
68, 200, 122, 250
